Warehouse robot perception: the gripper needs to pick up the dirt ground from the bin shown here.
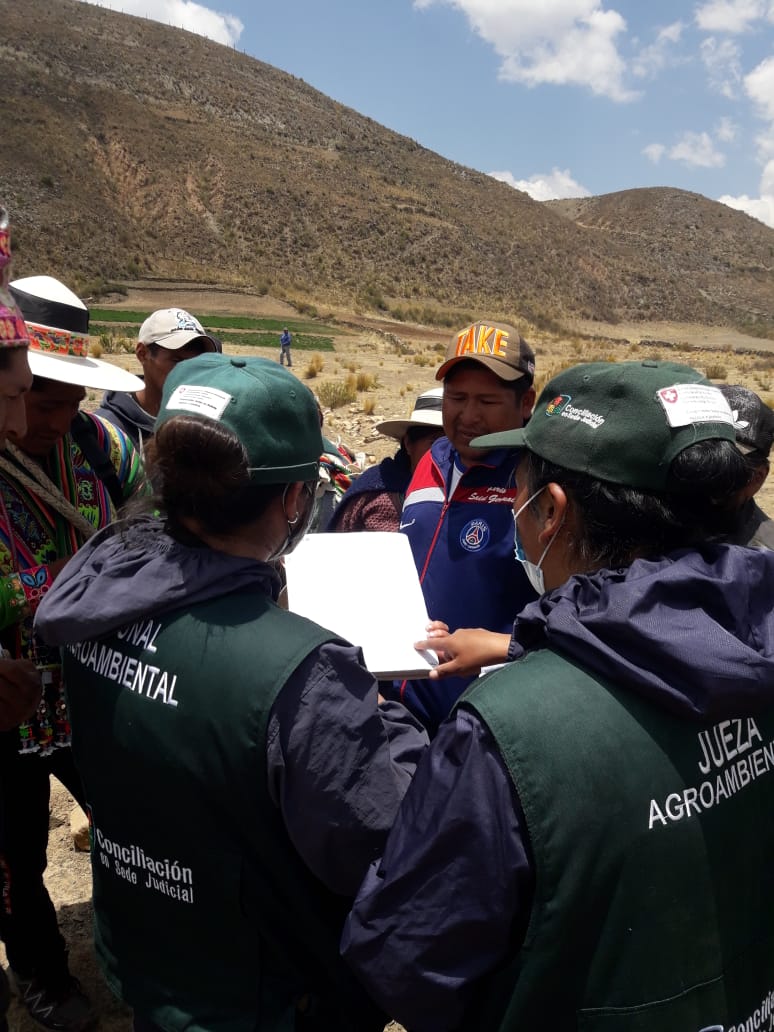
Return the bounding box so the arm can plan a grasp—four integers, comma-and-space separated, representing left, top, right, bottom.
3, 289, 773, 1029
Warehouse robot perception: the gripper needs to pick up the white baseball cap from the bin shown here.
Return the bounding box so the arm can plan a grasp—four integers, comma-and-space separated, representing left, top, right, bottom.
139, 308, 217, 351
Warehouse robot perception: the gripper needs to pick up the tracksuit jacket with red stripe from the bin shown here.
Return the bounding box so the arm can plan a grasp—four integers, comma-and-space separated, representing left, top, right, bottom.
395, 436, 536, 733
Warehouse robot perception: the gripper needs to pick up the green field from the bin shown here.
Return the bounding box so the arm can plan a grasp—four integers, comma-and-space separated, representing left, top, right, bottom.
89, 311, 338, 351
90, 309, 337, 334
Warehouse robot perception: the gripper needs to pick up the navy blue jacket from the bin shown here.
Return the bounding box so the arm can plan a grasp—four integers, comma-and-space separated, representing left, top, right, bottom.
342, 545, 774, 1030
394, 436, 536, 733
35, 517, 428, 895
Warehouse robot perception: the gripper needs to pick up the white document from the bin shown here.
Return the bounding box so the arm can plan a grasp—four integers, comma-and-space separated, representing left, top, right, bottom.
284, 533, 438, 679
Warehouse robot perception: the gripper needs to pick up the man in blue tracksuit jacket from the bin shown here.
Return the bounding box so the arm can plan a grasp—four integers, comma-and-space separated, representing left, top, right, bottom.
393, 320, 538, 733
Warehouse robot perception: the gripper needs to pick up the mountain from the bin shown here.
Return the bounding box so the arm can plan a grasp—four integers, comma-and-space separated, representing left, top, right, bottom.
2, 0, 773, 332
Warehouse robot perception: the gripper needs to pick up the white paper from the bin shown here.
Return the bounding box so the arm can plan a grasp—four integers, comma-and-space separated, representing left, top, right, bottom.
284, 533, 437, 679
165, 384, 232, 419
656, 384, 734, 428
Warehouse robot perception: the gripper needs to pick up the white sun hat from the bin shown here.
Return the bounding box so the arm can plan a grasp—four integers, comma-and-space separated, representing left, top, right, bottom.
10, 275, 143, 393
375, 386, 444, 440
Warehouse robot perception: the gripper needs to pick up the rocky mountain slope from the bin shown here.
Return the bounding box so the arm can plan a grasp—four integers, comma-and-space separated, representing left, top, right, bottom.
2, 0, 773, 332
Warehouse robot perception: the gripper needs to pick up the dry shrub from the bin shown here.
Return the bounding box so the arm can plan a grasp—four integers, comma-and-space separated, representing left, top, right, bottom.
361, 396, 377, 415
704, 363, 728, 380
317, 380, 356, 409
89, 337, 104, 358
356, 371, 377, 392
304, 353, 325, 379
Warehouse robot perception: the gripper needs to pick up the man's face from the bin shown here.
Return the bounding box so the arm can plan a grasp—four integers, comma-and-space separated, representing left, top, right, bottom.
0, 348, 32, 448
442, 365, 535, 465
138, 338, 215, 396
12, 379, 86, 457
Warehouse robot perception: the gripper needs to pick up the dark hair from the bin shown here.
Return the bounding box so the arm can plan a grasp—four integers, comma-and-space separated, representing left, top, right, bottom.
741, 448, 770, 473
404, 425, 443, 447
523, 438, 750, 569
142, 415, 285, 537
445, 358, 533, 397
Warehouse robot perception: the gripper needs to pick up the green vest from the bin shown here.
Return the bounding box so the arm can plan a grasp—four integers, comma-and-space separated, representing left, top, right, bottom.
63, 588, 385, 1032
465, 648, 774, 1032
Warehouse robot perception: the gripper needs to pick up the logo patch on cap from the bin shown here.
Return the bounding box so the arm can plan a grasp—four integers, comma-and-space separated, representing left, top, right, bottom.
656, 384, 734, 429
166, 384, 232, 420
173, 310, 202, 333
546, 394, 571, 416
460, 518, 490, 552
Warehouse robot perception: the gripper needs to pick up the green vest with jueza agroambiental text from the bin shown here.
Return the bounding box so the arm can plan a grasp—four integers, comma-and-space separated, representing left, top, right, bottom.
62, 587, 386, 1032
464, 648, 774, 1032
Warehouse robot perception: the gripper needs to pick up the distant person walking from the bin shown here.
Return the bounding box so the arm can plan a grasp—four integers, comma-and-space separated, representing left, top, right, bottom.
279, 327, 292, 367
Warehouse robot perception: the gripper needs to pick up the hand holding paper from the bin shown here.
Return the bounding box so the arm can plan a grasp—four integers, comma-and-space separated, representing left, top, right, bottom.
415, 623, 511, 679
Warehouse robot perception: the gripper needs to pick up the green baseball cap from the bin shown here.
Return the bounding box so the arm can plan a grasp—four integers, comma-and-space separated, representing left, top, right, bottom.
157, 354, 323, 484
471, 361, 736, 491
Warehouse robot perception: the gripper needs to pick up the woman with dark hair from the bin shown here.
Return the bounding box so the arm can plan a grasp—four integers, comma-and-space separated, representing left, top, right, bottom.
343, 361, 774, 1032
35, 354, 427, 1032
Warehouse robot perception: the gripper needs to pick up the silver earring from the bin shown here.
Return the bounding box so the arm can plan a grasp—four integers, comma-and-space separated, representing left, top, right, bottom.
288, 512, 300, 527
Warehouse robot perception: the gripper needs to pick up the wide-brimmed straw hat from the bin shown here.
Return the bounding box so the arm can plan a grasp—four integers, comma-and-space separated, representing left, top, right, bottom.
10, 276, 143, 392
375, 387, 444, 440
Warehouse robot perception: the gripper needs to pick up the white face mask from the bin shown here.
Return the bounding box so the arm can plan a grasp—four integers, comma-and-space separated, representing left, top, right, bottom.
269, 481, 318, 561
512, 486, 564, 595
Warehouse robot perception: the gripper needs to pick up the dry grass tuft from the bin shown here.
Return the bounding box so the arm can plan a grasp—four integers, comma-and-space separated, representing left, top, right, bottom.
704, 363, 728, 380
317, 380, 357, 409
304, 353, 325, 379
356, 371, 378, 392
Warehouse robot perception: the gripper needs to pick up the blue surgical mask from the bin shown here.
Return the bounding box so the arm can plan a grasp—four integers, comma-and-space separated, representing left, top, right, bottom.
513, 487, 564, 595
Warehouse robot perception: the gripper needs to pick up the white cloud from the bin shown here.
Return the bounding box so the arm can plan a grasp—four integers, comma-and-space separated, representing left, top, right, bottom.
745, 55, 774, 121
490, 167, 592, 200
643, 143, 666, 163
715, 116, 738, 141
695, 0, 774, 34
414, 0, 637, 102
718, 180, 774, 226
632, 21, 685, 79
669, 131, 726, 167
721, 60, 774, 226
700, 37, 743, 97
83, 0, 243, 46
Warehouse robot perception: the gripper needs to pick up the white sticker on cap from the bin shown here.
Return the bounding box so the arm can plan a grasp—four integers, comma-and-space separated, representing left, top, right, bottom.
166, 385, 232, 419
657, 384, 734, 428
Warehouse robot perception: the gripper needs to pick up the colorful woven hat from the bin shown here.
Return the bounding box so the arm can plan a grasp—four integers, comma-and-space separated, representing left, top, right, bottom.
10, 276, 143, 392
0, 207, 30, 350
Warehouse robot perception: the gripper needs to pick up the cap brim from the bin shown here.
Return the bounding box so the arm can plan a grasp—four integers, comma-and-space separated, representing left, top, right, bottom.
28, 350, 144, 392
147, 332, 217, 351
471, 427, 528, 450
375, 414, 444, 439
436, 355, 527, 382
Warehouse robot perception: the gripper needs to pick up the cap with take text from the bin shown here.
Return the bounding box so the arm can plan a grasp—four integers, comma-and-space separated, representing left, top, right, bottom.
718, 384, 774, 459
436, 321, 535, 383
471, 361, 736, 492
139, 308, 217, 351
157, 353, 323, 485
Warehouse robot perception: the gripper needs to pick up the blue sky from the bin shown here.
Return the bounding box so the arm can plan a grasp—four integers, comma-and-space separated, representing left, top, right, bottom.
85, 0, 774, 227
